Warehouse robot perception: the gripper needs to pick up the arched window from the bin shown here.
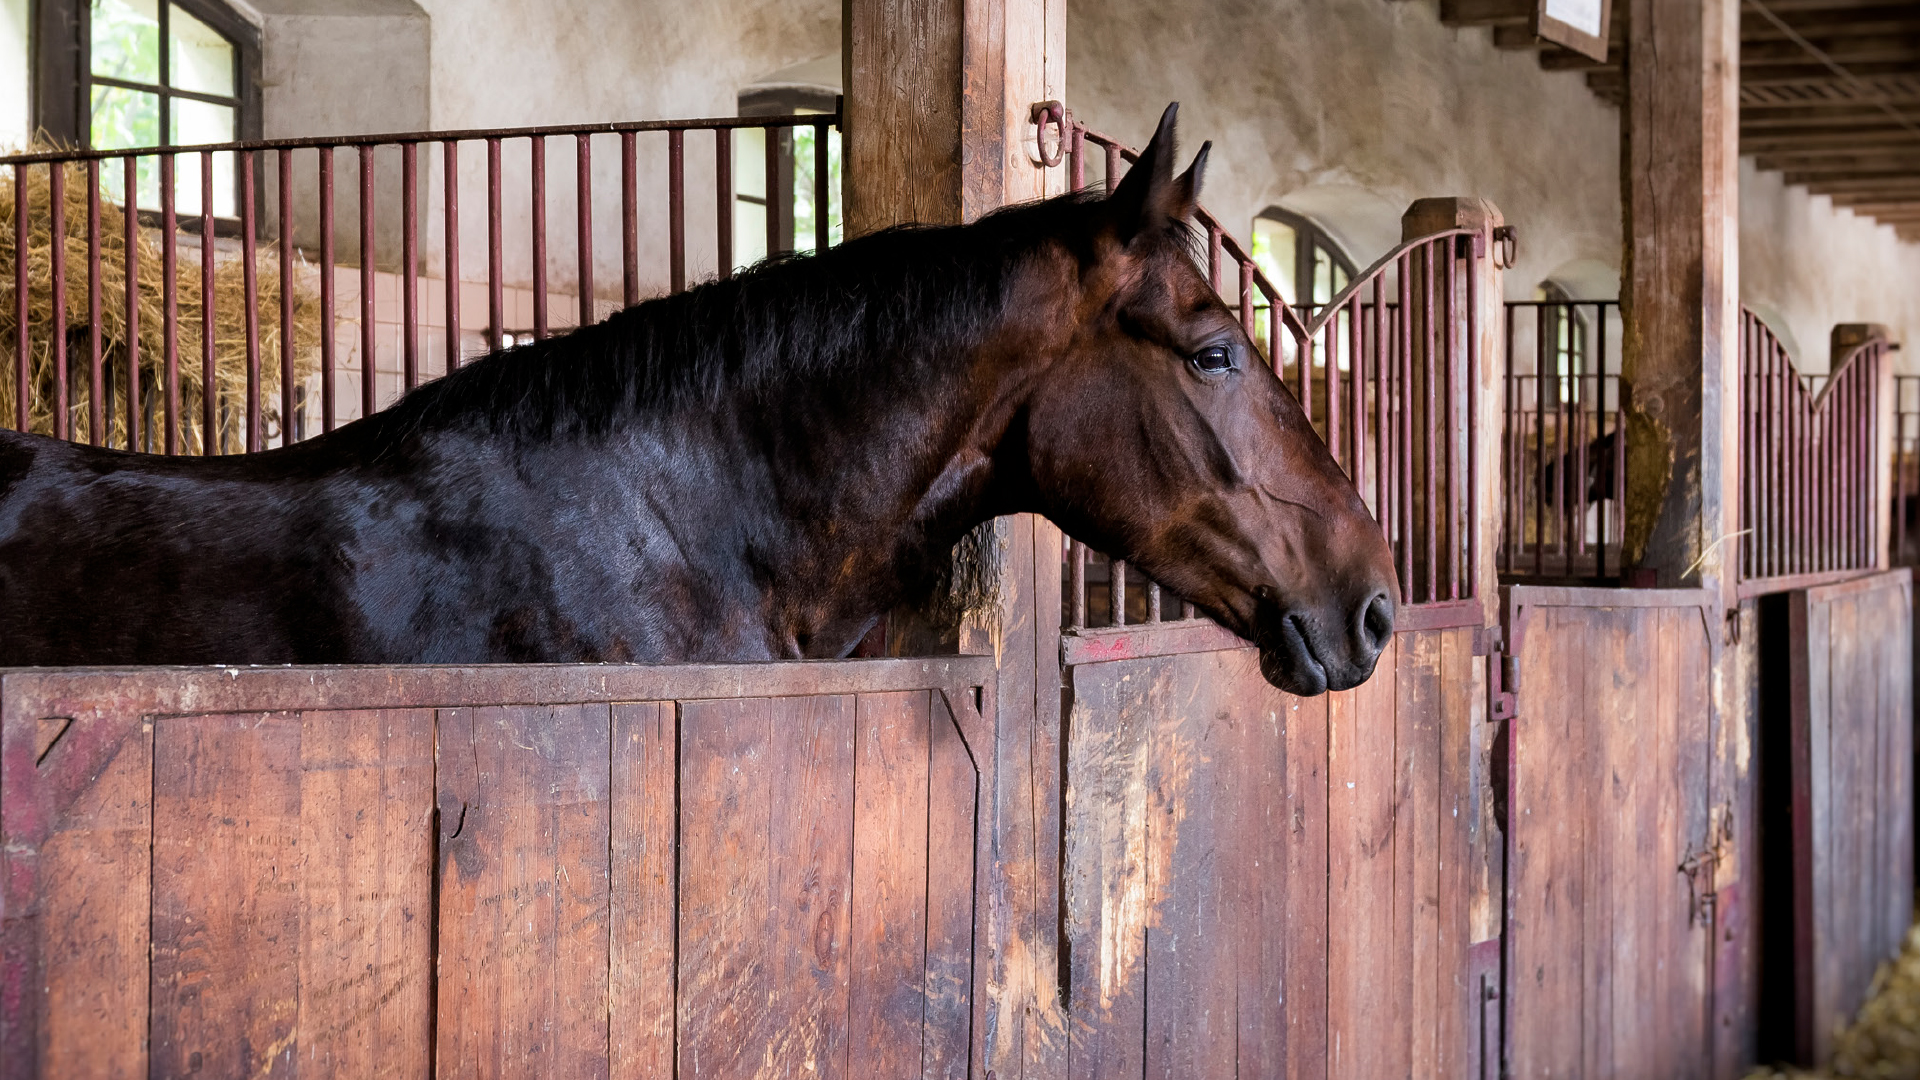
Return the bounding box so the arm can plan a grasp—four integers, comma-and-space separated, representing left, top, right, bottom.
1250, 207, 1356, 311
1540, 280, 1589, 404
32, 0, 258, 212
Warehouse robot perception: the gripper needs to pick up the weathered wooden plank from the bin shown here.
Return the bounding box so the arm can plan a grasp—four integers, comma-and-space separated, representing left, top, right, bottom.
1434, 627, 1477, 1079
3, 711, 153, 1080
294, 708, 435, 1076
1399, 630, 1444, 1080
848, 690, 931, 1077
677, 697, 775, 1079
1063, 659, 1152, 1080
1283, 689, 1331, 1080
434, 704, 612, 1079
768, 694, 856, 1080
925, 692, 978, 1080
1237, 662, 1290, 1079
1328, 635, 1400, 1080
150, 712, 304, 1080
1142, 651, 1238, 1080
1595, 604, 1645, 1078
610, 701, 677, 1079
1509, 605, 1588, 1080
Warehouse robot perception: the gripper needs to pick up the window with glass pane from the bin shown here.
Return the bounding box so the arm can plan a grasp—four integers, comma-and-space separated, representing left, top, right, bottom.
87, 0, 241, 215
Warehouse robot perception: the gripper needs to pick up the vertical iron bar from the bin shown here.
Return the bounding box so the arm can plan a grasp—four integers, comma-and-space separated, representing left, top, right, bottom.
1444, 241, 1459, 597
815, 120, 830, 253
318, 148, 335, 433
444, 142, 462, 372
277, 149, 291, 444
486, 138, 503, 350
1070, 540, 1087, 629
164, 152, 181, 452
1399, 252, 1415, 600
577, 133, 594, 328
1112, 559, 1127, 627
11, 164, 24, 432
668, 129, 686, 292
1465, 253, 1479, 597
201, 150, 215, 450
87, 159, 103, 445
49, 161, 67, 440
531, 136, 548, 339
402, 142, 419, 390
358, 144, 375, 423
621, 130, 639, 306
240, 151, 260, 452
125, 154, 142, 451
1533, 303, 1548, 576
1375, 277, 1388, 547
1423, 242, 1439, 602
715, 128, 733, 278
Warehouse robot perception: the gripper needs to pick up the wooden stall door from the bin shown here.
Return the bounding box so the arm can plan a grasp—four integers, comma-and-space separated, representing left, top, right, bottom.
1503, 586, 1718, 1080
1057, 610, 1480, 1080
1787, 569, 1914, 1065
0, 660, 994, 1080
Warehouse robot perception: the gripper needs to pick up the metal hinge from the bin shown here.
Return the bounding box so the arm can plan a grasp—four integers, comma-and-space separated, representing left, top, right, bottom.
1478, 625, 1518, 721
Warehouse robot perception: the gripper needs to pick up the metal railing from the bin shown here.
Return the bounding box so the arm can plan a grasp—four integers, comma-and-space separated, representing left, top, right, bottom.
3, 111, 839, 454
1050, 116, 1483, 627
1739, 309, 1883, 584
1499, 299, 1625, 583
1895, 374, 1920, 569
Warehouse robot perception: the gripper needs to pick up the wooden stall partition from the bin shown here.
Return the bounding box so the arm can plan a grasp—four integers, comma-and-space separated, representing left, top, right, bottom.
1056, 602, 1482, 1080
1502, 585, 1720, 1080
1785, 568, 1914, 1065
0, 658, 995, 1080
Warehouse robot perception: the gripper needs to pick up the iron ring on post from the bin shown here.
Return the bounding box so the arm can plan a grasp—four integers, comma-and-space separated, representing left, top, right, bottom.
1030, 100, 1066, 168
1492, 225, 1518, 270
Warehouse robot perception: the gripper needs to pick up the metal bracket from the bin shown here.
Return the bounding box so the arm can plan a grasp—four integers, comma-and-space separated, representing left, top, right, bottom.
1029, 100, 1066, 168
1491, 225, 1518, 270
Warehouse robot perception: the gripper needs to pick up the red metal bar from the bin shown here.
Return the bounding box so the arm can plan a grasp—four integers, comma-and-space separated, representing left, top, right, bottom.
318, 148, 336, 433
486, 138, 504, 350
1207, 224, 1222, 292
531, 136, 548, 339
1105, 142, 1121, 194
1068, 124, 1085, 192
715, 128, 733, 278
1533, 303, 1547, 576
11, 164, 24, 432
1070, 540, 1087, 629
1502, 304, 1516, 573
124, 154, 142, 451
668, 129, 685, 293
621, 131, 639, 306
163, 153, 181, 453
1571, 303, 1588, 566
201, 150, 217, 452
359, 144, 376, 423
814, 120, 830, 253
1444, 243, 1459, 598
1423, 241, 1439, 602
86, 159, 103, 445
1398, 252, 1414, 600
1327, 297, 1344, 469
241, 151, 260, 452
765, 124, 780, 262
49, 160, 67, 441
1112, 558, 1127, 627
402, 142, 419, 390
1375, 278, 1388, 546
1465, 254, 1479, 597
577, 133, 594, 328
277, 149, 294, 444
444, 141, 461, 372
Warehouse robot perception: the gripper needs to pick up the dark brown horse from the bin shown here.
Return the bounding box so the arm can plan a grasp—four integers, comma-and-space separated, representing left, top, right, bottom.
0, 105, 1397, 694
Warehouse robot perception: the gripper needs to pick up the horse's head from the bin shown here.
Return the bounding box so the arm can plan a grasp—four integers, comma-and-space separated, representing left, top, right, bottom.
1021, 104, 1398, 695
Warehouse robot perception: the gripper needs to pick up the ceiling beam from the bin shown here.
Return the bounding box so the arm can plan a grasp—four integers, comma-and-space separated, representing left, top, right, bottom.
1742, 128, 1920, 151
1437, 0, 1530, 27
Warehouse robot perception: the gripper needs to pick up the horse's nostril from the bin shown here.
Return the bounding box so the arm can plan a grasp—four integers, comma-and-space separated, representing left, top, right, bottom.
1360, 592, 1395, 653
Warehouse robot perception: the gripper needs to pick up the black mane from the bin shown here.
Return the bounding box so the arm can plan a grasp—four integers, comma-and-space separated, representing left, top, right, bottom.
376, 191, 1107, 441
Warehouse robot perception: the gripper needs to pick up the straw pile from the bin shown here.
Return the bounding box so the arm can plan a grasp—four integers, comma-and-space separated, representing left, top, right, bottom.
0, 157, 320, 453
1748, 919, 1920, 1080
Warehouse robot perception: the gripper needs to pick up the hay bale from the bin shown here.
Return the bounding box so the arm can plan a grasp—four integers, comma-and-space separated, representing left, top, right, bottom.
1747, 918, 1920, 1080
0, 156, 320, 452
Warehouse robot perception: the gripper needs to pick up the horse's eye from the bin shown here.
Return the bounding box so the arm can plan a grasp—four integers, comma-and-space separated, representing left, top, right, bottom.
1191, 345, 1234, 374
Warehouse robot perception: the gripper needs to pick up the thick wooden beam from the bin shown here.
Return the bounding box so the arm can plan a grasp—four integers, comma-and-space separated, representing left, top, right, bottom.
841, 6, 1067, 1080
1621, 0, 1742, 595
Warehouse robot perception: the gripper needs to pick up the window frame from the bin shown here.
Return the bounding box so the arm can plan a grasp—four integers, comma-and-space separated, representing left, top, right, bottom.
31, 0, 261, 151
1252, 205, 1358, 311
736, 84, 837, 263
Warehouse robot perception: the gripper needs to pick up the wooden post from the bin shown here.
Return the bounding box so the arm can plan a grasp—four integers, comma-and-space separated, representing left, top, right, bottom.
1620, 0, 1742, 596
842, 2, 1067, 1076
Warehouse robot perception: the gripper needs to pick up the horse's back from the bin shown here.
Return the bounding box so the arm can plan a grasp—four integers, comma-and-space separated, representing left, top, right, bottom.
0, 430, 350, 665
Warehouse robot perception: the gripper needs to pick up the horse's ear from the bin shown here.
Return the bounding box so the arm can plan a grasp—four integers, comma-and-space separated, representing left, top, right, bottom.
1108, 103, 1206, 245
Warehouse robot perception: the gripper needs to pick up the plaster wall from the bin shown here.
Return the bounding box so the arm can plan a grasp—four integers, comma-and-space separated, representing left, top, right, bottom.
1066, 0, 1624, 303
1739, 158, 1920, 374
